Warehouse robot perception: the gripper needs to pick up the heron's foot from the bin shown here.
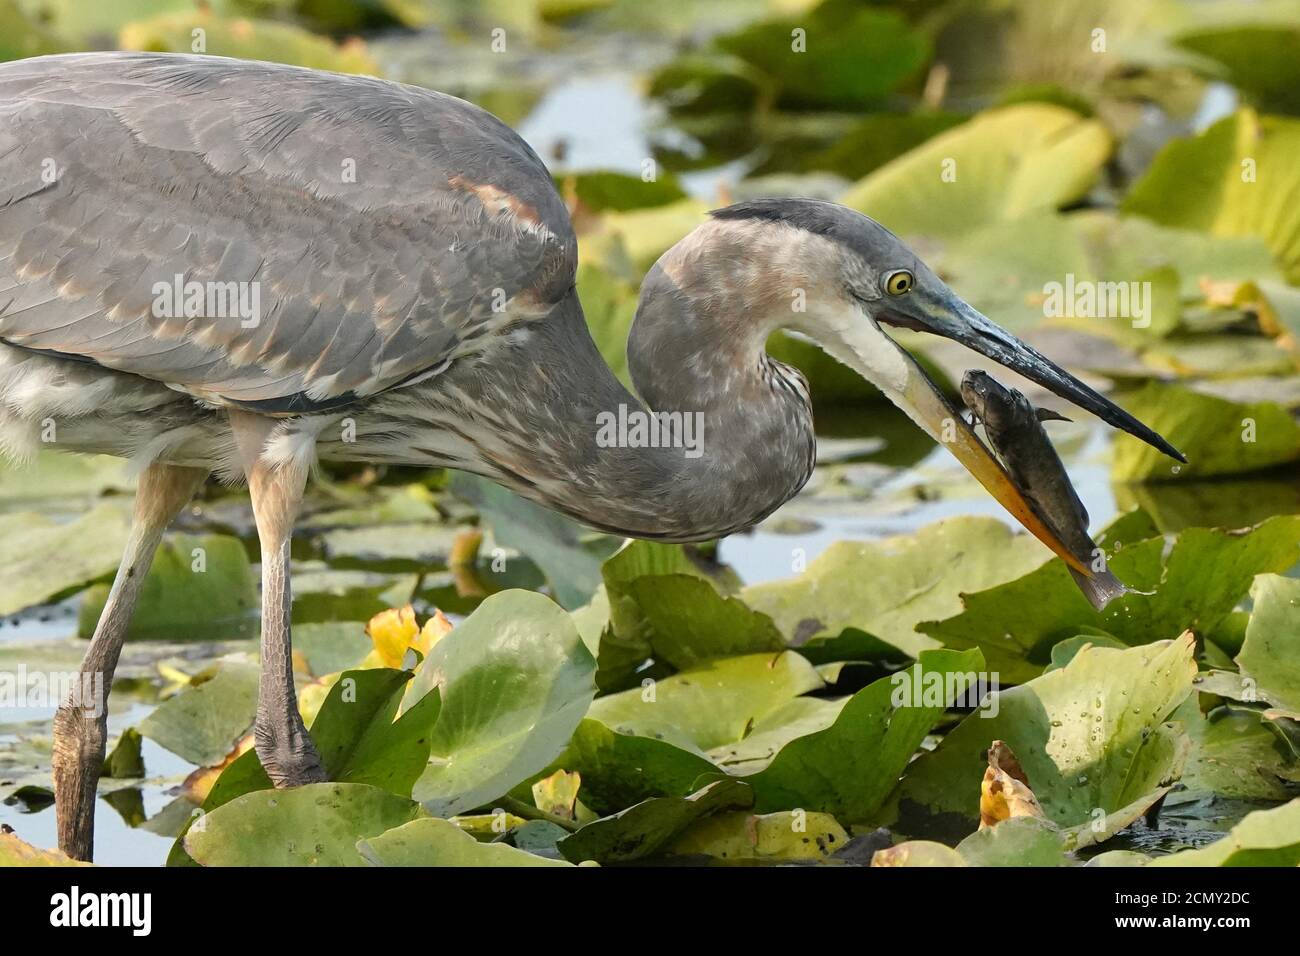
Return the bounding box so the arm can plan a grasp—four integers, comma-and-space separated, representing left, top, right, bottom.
254, 712, 327, 788
52, 703, 109, 862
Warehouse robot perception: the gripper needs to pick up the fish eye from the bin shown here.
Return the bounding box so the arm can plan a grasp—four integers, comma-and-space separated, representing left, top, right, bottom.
884, 270, 913, 296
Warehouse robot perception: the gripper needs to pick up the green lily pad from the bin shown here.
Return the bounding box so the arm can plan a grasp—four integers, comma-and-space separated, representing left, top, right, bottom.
716, 7, 929, 110
1112, 381, 1300, 481
137, 662, 259, 767
588, 651, 823, 752
1176, 700, 1300, 801
595, 540, 741, 691
1236, 574, 1300, 715
357, 817, 574, 867
184, 782, 423, 866
0, 450, 133, 501
309, 668, 443, 796
708, 696, 847, 773
921, 516, 1300, 683
841, 104, 1110, 239
746, 649, 987, 823
291, 621, 373, 677
0, 831, 89, 867
956, 817, 1071, 867
614, 575, 786, 670
1124, 109, 1300, 283
102, 727, 144, 780
562, 170, 687, 212
78, 533, 257, 642
890, 635, 1197, 841
667, 809, 849, 862
871, 840, 967, 867
1177, 26, 1300, 116
0, 504, 128, 616
541, 718, 719, 817
741, 516, 1051, 657
1149, 797, 1300, 866
118, 11, 380, 75
557, 778, 753, 864
412, 590, 596, 816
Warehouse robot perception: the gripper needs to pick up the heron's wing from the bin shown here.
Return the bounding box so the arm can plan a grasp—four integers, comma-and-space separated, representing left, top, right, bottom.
0, 52, 576, 411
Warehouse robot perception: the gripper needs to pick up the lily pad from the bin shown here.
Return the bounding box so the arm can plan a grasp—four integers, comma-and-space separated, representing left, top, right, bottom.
708, 696, 847, 773
1176, 699, 1300, 801
557, 778, 753, 864
890, 635, 1197, 841
1236, 574, 1300, 715
1112, 381, 1300, 481
78, 533, 257, 642
137, 662, 259, 767
411, 590, 596, 816
716, 7, 929, 110
841, 104, 1111, 239
741, 517, 1051, 657
921, 516, 1300, 683
310, 668, 442, 796
184, 782, 423, 867
0, 504, 128, 617
587, 651, 823, 752
119, 11, 380, 75
667, 809, 849, 862
1123, 109, 1300, 283
541, 718, 719, 817
357, 817, 574, 867
746, 649, 987, 823
0, 831, 89, 867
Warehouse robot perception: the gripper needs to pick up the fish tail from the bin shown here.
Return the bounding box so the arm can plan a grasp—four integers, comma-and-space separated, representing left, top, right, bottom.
1069, 566, 1132, 611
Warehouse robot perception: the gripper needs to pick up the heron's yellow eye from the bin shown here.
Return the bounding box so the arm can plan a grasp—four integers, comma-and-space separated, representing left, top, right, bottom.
885, 270, 913, 295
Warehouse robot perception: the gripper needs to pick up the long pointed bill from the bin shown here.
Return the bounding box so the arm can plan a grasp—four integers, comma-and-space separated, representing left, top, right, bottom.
891, 292, 1187, 462
816, 317, 1094, 574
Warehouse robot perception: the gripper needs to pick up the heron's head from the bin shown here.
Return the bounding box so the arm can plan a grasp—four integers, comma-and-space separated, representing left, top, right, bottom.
703, 198, 1184, 568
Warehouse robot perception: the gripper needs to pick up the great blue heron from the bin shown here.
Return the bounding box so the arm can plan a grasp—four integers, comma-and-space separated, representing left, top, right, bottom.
0, 52, 1181, 861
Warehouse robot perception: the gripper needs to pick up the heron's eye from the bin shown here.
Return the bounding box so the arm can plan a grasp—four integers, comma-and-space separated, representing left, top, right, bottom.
884, 270, 914, 296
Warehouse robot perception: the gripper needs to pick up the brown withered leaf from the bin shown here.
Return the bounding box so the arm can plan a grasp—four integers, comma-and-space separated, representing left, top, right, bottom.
979, 739, 1046, 829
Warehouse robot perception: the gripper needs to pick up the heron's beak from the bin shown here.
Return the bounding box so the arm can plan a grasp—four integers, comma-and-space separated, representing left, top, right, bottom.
886, 291, 1186, 462
819, 294, 1178, 574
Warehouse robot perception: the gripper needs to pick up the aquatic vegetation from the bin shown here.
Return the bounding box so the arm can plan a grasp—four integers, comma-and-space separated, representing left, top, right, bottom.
1, 0, 1299, 867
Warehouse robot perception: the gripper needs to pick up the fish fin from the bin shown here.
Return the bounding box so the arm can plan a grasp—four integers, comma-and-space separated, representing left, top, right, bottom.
1035, 407, 1072, 423
1068, 566, 1134, 611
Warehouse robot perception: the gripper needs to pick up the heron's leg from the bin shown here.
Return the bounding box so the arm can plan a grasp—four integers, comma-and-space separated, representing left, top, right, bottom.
230, 411, 325, 788
53, 463, 208, 861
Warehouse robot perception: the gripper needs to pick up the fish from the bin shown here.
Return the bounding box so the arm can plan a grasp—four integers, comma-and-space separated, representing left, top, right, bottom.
959, 369, 1134, 610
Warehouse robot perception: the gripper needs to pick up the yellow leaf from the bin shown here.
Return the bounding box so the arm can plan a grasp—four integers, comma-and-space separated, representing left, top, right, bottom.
979, 739, 1046, 829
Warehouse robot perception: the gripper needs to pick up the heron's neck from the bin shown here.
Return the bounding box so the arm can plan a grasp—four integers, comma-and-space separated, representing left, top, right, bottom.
375, 291, 814, 541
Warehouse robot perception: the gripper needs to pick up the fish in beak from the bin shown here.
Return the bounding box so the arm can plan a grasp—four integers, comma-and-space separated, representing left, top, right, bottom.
822, 268, 1183, 577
